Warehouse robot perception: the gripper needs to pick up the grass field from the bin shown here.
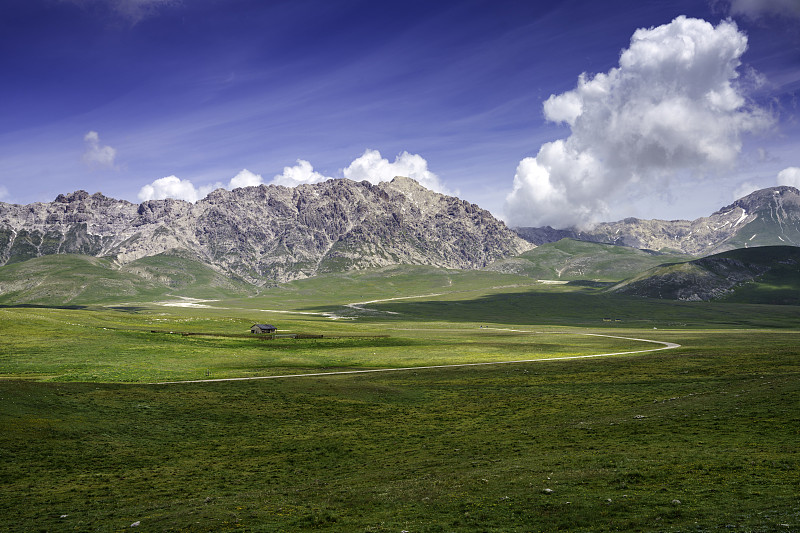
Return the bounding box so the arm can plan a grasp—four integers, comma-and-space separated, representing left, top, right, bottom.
1, 271, 799, 531
0, 304, 671, 383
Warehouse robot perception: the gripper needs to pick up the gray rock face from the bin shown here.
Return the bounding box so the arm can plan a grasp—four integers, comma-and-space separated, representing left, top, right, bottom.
0, 177, 532, 285
515, 186, 800, 255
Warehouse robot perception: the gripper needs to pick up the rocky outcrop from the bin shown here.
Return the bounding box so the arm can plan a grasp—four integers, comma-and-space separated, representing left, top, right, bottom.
515, 186, 800, 255
0, 177, 532, 285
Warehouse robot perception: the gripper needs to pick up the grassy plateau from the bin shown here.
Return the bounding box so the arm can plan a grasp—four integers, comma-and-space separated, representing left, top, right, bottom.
1, 260, 799, 531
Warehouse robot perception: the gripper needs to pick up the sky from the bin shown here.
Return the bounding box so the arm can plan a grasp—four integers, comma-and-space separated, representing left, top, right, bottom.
1, 0, 799, 228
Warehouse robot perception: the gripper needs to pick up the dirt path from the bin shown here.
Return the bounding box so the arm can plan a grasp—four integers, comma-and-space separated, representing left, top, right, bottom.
150, 332, 680, 385
344, 293, 444, 314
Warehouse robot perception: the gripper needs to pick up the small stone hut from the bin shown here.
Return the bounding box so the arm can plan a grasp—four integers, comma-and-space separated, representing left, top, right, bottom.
250, 324, 277, 334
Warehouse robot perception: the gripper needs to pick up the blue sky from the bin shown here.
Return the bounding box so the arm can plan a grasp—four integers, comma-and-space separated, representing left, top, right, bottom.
1, 0, 799, 227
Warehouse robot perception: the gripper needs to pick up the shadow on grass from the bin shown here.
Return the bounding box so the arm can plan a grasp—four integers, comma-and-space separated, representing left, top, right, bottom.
103, 306, 150, 313
0, 304, 89, 310
303, 290, 800, 328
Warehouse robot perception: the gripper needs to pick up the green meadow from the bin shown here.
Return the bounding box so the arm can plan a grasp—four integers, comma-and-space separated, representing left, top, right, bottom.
1, 264, 799, 531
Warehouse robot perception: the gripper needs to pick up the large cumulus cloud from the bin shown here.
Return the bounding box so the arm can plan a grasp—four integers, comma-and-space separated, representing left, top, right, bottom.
505, 16, 772, 229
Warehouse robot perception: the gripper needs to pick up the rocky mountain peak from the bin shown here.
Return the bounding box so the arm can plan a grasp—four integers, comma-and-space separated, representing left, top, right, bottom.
383, 175, 429, 194
55, 190, 90, 203
718, 186, 800, 214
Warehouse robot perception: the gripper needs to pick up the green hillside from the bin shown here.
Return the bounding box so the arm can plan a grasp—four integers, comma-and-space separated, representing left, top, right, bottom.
121, 250, 253, 299
0, 255, 159, 305
487, 238, 693, 281
0, 251, 252, 306
716, 217, 800, 251
610, 245, 800, 304
714, 246, 800, 304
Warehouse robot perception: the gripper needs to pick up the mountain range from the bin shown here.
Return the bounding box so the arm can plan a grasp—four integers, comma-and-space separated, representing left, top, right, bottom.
514, 186, 800, 255
1, 179, 799, 303
0, 177, 530, 285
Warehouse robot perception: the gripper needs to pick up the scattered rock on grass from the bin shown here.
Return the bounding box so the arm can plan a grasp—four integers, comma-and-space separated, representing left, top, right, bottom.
542, 488, 553, 494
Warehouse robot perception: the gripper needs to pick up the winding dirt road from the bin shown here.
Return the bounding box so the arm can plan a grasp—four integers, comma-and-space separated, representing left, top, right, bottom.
151, 331, 680, 385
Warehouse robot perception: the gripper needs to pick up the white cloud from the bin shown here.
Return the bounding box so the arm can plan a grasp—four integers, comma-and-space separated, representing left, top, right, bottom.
505, 16, 772, 229
721, 0, 800, 20
271, 160, 331, 187
229, 169, 264, 189
136, 150, 446, 204
342, 149, 449, 193
137, 168, 264, 204
0, 185, 8, 202
137, 175, 221, 202
777, 167, 800, 188
543, 90, 583, 126
82, 131, 117, 169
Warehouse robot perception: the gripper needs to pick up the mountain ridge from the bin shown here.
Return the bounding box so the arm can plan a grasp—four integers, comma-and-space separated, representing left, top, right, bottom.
3, 180, 800, 290
0, 177, 532, 285
514, 186, 800, 255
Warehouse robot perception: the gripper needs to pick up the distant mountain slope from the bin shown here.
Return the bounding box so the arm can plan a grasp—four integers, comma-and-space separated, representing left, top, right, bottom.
0, 177, 532, 285
0, 251, 253, 305
515, 186, 800, 255
608, 246, 800, 304
486, 239, 694, 282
